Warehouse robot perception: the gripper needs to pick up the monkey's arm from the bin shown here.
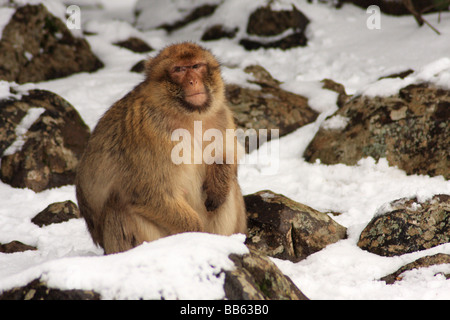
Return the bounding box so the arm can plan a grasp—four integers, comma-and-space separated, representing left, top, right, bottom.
203, 163, 233, 212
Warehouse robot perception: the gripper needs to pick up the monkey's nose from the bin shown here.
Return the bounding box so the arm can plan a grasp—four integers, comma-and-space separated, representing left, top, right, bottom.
189, 78, 199, 86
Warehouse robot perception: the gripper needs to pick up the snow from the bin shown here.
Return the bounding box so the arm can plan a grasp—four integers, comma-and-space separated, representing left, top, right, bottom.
1, 233, 248, 300
3, 107, 46, 156
0, 7, 15, 40
1, 0, 450, 300
321, 114, 349, 130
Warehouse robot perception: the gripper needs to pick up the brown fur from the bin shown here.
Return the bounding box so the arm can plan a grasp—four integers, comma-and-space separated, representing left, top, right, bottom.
75, 43, 247, 254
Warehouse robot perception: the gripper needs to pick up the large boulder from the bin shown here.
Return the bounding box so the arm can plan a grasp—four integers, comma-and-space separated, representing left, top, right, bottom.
0, 4, 103, 84
0, 90, 90, 192
304, 84, 450, 179
358, 195, 450, 257
226, 65, 318, 152
245, 190, 347, 262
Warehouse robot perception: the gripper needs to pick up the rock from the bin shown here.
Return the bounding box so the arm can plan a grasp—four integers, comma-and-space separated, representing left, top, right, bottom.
224, 249, 309, 300
244, 190, 347, 262
0, 279, 100, 300
358, 195, 450, 257
0, 90, 90, 192
304, 84, 450, 179
0, 4, 103, 84
321, 78, 351, 108
226, 65, 318, 152
130, 59, 146, 73
378, 69, 414, 80
380, 253, 450, 284
113, 37, 153, 53
201, 24, 239, 41
239, 4, 309, 50
31, 200, 80, 227
0, 241, 37, 254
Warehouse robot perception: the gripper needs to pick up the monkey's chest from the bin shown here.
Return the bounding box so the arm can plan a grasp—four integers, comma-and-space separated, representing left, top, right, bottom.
176, 163, 208, 212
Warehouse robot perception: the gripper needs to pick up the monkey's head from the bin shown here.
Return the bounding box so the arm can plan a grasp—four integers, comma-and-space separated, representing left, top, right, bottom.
146, 42, 224, 113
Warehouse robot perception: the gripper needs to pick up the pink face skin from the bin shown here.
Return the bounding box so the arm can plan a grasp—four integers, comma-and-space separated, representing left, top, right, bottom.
170, 62, 208, 107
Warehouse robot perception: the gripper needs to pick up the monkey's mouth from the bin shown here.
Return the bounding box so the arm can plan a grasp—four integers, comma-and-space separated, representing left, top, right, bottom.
186, 92, 206, 97
185, 92, 208, 106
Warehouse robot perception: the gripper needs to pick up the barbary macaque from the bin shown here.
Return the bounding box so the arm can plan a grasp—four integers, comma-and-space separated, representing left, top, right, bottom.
76, 42, 247, 254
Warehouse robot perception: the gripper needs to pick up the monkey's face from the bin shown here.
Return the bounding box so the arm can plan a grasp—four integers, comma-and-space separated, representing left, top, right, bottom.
169, 60, 211, 111
147, 43, 223, 113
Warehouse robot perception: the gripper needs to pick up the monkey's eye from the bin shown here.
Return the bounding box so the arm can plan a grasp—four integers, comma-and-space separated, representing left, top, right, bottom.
192, 63, 205, 70
173, 66, 183, 73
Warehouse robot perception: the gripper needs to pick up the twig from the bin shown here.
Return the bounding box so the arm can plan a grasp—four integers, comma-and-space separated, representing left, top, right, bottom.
402, 0, 441, 35
420, 0, 450, 23
423, 16, 442, 34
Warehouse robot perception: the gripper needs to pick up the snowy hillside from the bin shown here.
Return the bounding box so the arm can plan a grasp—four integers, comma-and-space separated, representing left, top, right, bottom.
0, 0, 449, 300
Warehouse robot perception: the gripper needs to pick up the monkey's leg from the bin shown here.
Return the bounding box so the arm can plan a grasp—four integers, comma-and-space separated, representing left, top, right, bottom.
203, 163, 233, 212
134, 196, 205, 233
102, 208, 166, 254
101, 195, 204, 254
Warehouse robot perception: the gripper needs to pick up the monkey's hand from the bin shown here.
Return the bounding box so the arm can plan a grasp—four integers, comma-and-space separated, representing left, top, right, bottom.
204, 194, 226, 212
203, 163, 232, 213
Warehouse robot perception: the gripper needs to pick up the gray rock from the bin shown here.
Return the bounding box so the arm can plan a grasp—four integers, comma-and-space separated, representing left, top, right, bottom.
304, 84, 450, 179
245, 190, 347, 262
240, 4, 309, 50
380, 253, 450, 284
226, 65, 318, 152
358, 195, 450, 256
225, 249, 309, 300
0, 90, 90, 192
0, 4, 103, 84
201, 24, 239, 41
32, 200, 80, 227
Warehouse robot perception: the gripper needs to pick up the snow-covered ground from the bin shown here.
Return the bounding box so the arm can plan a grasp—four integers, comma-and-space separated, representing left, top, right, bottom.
0, 0, 449, 300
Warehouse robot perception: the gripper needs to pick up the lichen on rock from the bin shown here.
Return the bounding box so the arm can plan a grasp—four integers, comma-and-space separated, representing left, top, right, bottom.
358, 195, 450, 256
304, 84, 450, 179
